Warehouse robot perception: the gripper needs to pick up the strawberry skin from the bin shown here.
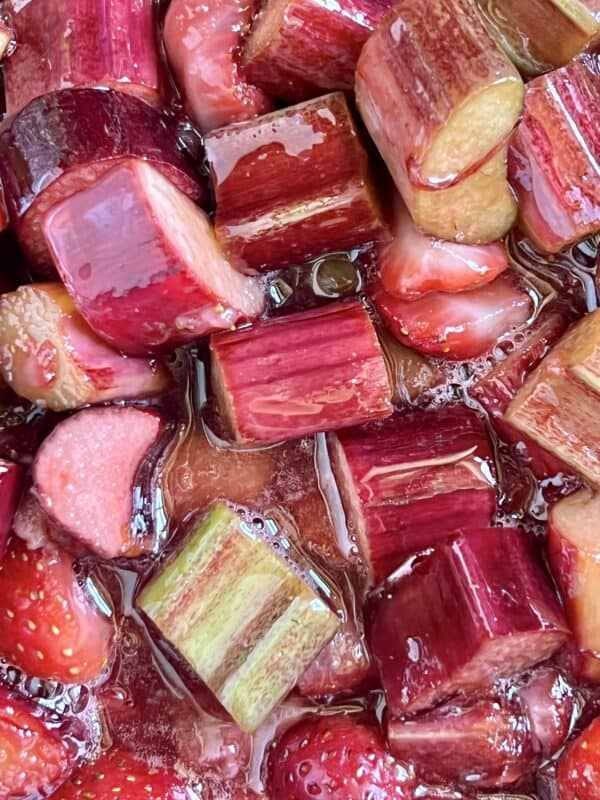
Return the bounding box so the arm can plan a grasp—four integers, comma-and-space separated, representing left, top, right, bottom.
0, 537, 114, 682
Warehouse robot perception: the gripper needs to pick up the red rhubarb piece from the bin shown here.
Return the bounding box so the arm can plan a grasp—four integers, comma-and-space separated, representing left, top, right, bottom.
355, 0, 523, 243
33, 406, 164, 559
517, 667, 576, 759
242, 0, 393, 101
0, 88, 202, 274
3, 0, 160, 116
0, 458, 22, 556
43, 159, 265, 355
328, 406, 497, 582
210, 300, 393, 444
557, 716, 600, 800
164, 0, 272, 133
509, 55, 600, 253
368, 527, 569, 714
372, 270, 532, 360
0, 536, 114, 682
205, 92, 385, 273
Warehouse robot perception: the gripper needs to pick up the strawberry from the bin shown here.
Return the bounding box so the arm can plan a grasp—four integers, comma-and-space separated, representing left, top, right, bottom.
49, 747, 189, 799
557, 716, 600, 800
267, 714, 413, 800
0, 536, 114, 683
0, 685, 72, 798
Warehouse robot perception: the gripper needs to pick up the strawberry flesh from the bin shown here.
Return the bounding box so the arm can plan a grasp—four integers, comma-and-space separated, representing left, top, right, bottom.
557, 715, 600, 800
0, 458, 22, 555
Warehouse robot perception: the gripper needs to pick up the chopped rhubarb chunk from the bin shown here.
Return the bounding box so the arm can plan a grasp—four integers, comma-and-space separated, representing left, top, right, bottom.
328, 406, 497, 582
368, 528, 569, 714
371, 270, 532, 360
509, 56, 600, 253
517, 667, 576, 759
205, 93, 385, 272
0, 88, 202, 274
43, 160, 265, 356
33, 406, 164, 559
0, 283, 170, 411
0, 458, 22, 555
557, 716, 600, 800
355, 0, 523, 243
242, 0, 393, 101
4, 0, 160, 116
138, 503, 339, 732
210, 301, 392, 444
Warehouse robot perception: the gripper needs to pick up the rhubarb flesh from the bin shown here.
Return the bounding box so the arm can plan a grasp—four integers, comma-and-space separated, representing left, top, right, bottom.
43, 160, 265, 356
0, 88, 202, 274
517, 667, 576, 759
205, 92, 385, 273
138, 503, 339, 732
0, 459, 22, 557
3, 0, 160, 116
368, 527, 568, 714
0, 283, 170, 411
328, 406, 497, 582
210, 300, 393, 444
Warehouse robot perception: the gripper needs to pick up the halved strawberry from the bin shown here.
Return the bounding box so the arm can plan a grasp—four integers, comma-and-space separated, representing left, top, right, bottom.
557, 716, 600, 800
0, 537, 114, 683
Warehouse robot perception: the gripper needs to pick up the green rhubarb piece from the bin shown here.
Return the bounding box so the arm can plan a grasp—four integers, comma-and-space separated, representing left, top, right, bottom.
138, 502, 339, 732
562, 309, 600, 396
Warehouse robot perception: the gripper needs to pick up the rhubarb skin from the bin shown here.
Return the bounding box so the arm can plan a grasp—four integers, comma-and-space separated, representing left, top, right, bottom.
328, 406, 497, 583
508, 56, 600, 254
138, 503, 339, 732
0, 459, 22, 557
0, 88, 203, 274
210, 301, 393, 444
242, 0, 393, 101
368, 527, 569, 715
43, 160, 265, 356
3, 0, 160, 116
0, 283, 171, 411
205, 92, 385, 273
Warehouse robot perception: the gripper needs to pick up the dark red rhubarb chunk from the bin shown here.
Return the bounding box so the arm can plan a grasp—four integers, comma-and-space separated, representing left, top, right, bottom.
509, 55, 600, 253
0, 88, 202, 274
4, 0, 160, 116
557, 716, 600, 800
0, 458, 22, 556
33, 406, 164, 559
242, 0, 393, 101
43, 159, 265, 356
164, 0, 272, 133
517, 667, 576, 759
210, 300, 392, 444
205, 92, 385, 273
368, 527, 569, 714
328, 406, 497, 582
371, 270, 532, 360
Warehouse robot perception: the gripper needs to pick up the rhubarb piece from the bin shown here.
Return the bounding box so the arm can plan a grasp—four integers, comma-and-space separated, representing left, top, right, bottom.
368, 527, 569, 714
0, 458, 22, 555
12, 491, 58, 551
517, 667, 576, 759
509, 56, 600, 253
3, 0, 160, 116
0, 21, 13, 61
0, 283, 171, 410
387, 697, 535, 788
164, 0, 272, 133
138, 503, 339, 732
242, 0, 393, 101
557, 716, 600, 800
205, 93, 385, 272
372, 270, 532, 360
355, 0, 523, 243
379, 201, 509, 300
33, 406, 164, 559
43, 160, 265, 355
0, 88, 202, 273
328, 406, 497, 582
210, 301, 392, 444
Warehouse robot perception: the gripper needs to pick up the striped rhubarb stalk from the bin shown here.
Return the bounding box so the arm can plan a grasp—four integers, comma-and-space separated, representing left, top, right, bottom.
138, 503, 339, 732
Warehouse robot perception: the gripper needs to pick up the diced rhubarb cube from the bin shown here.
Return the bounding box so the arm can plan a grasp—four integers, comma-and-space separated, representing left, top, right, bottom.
0, 458, 22, 556
33, 406, 165, 559
355, 0, 523, 243
0, 88, 203, 274
557, 716, 600, 800
43, 159, 265, 356
371, 270, 532, 360
368, 527, 569, 714
509, 56, 600, 253
517, 667, 576, 759
205, 93, 385, 273
3, 0, 160, 116
0, 283, 170, 411
242, 0, 393, 101
138, 503, 339, 732
328, 406, 497, 582
210, 301, 392, 444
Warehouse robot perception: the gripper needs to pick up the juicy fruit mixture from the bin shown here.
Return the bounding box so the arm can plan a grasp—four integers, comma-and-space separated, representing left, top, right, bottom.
3, 2, 600, 800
